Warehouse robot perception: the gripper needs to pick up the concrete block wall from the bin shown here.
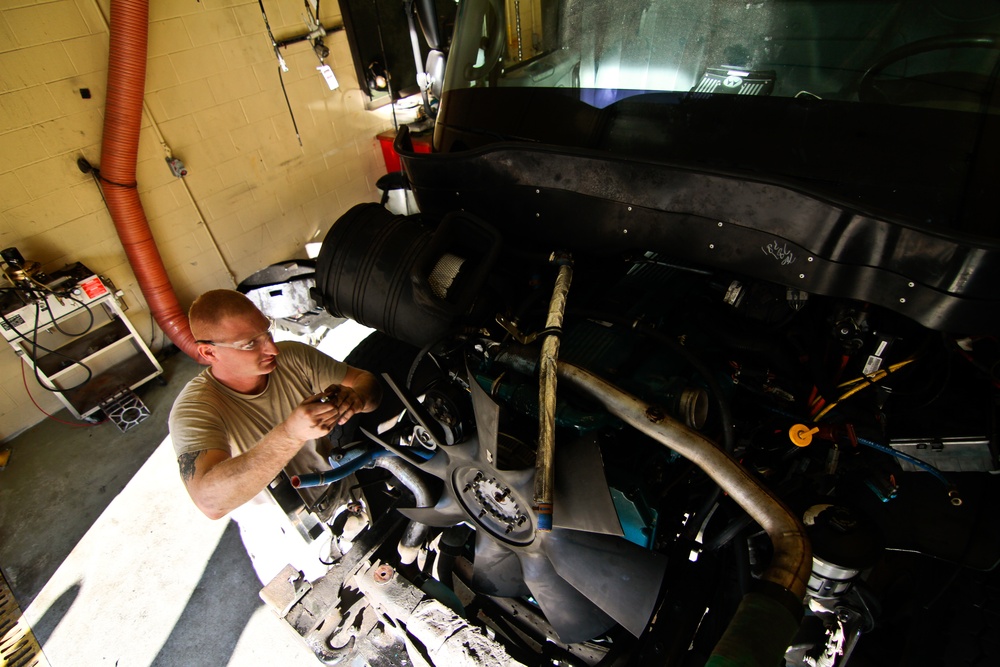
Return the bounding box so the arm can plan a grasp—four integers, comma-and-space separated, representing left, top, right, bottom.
0, 0, 398, 439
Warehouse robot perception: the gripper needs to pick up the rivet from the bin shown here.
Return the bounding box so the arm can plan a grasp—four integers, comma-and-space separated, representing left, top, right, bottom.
536, 213, 540, 218
717, 222, 723, 227
535, 189, 540, 194
807, 257, 814, 262
799, 274, 805, 279
899, 297, 906, 303
627, 206, 632, 211
908, 282, 915, 288
708, 243, 715, 249
623, 229, 628, 234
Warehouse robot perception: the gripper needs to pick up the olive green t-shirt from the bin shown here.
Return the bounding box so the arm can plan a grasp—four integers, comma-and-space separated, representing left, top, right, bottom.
168, 340, 348, 504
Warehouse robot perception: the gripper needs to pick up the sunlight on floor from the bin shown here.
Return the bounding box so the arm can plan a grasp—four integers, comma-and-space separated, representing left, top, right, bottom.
22, 319, 374, 665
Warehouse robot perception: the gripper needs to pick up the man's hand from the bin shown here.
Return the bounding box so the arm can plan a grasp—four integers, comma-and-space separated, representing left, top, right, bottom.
282, 375, 374, 439
282, 391, 348, 439
317, 384, 368, 426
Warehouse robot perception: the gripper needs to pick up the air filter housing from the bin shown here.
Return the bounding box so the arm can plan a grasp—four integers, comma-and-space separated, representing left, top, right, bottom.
313, 203, 501, 348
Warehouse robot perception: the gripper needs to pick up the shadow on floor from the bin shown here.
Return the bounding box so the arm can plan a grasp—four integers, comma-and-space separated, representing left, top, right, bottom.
27, 580, 81, 646
150, 521, 264, 667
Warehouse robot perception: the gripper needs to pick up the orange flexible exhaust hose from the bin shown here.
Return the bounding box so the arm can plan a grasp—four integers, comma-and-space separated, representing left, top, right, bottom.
100, 0, 200, 361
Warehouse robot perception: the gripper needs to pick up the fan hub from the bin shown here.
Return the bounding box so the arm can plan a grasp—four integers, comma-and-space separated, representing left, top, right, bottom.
454, 466, 534, 544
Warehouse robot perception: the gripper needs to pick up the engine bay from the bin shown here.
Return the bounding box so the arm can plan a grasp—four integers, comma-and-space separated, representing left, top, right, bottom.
261, 201, 1000, 667
261, 1, 1000, 663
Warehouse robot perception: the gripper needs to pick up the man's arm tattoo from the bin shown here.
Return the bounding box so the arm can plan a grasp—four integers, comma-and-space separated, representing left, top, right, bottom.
178, 451, 202, 482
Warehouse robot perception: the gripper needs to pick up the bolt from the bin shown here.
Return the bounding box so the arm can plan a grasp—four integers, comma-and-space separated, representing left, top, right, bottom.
478, 509, 486, 518
517, 515, 527, 525
373, 565, 394, 585
645, 405, 667, 423
494, 488, 510, 502
505, 524, 514, 534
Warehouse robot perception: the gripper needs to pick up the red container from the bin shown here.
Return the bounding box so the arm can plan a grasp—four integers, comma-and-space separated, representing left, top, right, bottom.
377, 130, 432, 173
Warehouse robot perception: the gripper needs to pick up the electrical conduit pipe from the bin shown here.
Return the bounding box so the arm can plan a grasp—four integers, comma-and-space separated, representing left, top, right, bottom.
100, 0, 199, 360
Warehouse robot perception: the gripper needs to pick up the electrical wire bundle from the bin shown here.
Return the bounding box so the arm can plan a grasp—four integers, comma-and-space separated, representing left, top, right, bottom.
1, 255, 104, 425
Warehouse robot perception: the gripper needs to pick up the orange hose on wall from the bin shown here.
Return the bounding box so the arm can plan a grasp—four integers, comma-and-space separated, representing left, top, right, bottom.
100, 0, 200, 361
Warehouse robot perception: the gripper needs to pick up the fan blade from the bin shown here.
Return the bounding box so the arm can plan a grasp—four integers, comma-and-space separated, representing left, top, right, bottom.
544, 528, 667, 638
360, 426, 448, 479
468, 371, 500, 467
520, 550, 616, 644
495, 466, 534, 501
552, 434, 624, 537
471, 531, 530, 597
398, 493, 468, 527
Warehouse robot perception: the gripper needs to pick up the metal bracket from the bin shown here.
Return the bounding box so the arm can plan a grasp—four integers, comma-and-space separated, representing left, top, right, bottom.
260, 564, 313, 618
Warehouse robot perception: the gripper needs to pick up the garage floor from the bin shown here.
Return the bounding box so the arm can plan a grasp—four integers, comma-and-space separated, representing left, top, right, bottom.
0, 321, 374, 667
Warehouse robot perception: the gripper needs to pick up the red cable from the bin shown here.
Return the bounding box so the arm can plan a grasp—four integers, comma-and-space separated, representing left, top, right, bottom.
20, 361, 103, 428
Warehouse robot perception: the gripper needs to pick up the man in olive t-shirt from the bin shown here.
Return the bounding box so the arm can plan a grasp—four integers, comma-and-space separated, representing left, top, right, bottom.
168, 289, 382, 521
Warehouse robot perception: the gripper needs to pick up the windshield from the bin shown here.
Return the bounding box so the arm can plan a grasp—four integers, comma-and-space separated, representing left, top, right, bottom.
444, 0, 1000, 110
433, 0, 1000, 235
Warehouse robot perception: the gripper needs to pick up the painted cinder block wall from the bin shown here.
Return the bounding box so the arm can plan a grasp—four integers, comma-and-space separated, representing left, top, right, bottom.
0, 0, 396, 438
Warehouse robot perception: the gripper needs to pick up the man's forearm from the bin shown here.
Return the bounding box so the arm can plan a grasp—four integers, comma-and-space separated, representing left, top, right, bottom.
193, 424, 304, 519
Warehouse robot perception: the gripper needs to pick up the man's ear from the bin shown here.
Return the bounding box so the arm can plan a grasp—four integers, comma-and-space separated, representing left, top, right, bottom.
197, 343, 217, 364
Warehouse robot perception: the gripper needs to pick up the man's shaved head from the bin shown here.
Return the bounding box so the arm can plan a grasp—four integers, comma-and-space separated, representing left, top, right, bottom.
189, 290, 262, 342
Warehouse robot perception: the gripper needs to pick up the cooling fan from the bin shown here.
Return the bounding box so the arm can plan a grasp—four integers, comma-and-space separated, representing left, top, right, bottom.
365, 368, 668, 644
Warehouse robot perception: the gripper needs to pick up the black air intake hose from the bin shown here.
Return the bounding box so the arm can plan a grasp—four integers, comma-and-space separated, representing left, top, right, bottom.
313, 203, 501, 348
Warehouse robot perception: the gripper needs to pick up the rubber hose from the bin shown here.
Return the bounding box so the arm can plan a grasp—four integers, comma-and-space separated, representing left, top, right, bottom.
101, 0, 198, 360
374, 456, 434, 563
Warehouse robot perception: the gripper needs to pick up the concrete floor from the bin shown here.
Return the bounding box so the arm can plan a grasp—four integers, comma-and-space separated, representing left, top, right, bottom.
0, 322, 375, 666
